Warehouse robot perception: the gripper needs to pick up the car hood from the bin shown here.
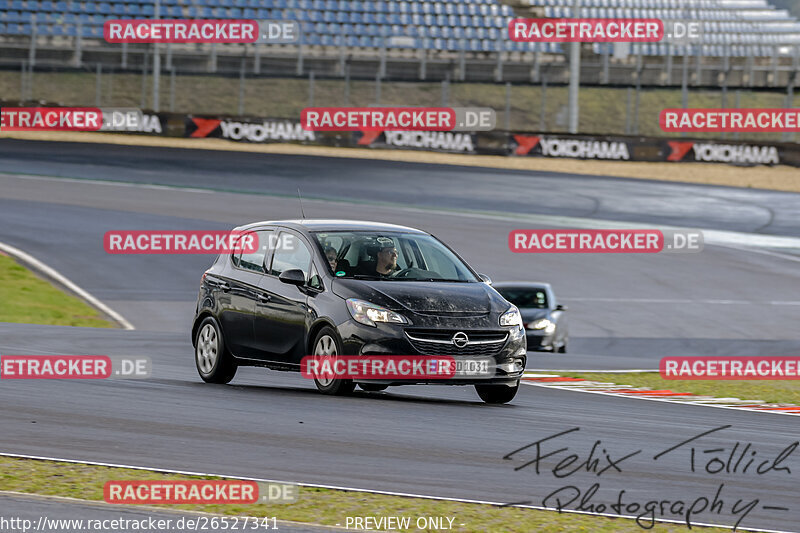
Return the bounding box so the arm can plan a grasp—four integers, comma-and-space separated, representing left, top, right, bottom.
332, 279, 504, 315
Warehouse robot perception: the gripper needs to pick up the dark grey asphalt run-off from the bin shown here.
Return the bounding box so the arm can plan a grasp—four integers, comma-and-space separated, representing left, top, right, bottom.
0, 139, 799, 531
3, 138, 800, 235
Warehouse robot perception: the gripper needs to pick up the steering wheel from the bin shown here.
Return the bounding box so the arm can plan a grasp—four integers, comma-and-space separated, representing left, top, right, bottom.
390, 267, 417, 278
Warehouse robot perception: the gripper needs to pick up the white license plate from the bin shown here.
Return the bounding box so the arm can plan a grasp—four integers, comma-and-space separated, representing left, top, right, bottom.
454, 359, 492, 377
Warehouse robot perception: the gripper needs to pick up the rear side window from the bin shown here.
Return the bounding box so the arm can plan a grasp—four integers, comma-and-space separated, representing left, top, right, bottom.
234, 230, 273, 273
269, 233, 312, 279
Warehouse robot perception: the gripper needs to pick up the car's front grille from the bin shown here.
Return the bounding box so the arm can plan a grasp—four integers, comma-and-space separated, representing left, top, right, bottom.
404, 329, 508, 357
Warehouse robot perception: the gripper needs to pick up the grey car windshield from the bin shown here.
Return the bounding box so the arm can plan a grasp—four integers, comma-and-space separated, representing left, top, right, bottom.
312, 231, 479, 282
496, 288, 549, 309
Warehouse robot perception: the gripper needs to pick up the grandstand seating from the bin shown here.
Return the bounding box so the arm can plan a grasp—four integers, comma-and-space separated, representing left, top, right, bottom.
0, 0, 799, 57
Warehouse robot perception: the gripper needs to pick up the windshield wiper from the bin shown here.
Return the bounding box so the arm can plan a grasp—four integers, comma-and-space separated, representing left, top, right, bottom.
405, 278, 465, 282
350, 274, 385, 280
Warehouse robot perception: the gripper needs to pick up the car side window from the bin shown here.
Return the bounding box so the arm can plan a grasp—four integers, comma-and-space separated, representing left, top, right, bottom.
269, 232, 312, 279
308, 263, 323, 290
237, 230, 273, 273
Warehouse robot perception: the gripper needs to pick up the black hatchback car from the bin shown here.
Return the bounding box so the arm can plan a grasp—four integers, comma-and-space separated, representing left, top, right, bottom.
192, 220, 527, 404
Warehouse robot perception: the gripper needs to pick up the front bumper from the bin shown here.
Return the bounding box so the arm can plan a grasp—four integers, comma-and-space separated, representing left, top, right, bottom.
337, 318, 527, 385
526, 330, 556, 351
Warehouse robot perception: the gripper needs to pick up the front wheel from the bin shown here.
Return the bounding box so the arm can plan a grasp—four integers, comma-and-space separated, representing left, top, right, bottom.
195, 317, 237, 384
475, 381, 519, 404
311, 327, 356, 396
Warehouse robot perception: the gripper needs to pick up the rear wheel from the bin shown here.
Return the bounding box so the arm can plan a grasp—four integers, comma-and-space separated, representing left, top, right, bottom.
475, 381, 519, 404
311, 327, 356, 396
195, 317, 237, 384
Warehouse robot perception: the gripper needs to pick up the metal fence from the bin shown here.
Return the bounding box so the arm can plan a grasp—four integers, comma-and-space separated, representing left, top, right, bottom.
1, 34, 798, 141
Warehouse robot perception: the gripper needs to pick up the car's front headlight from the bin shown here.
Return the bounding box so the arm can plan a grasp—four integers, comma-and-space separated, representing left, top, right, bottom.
346, 298, 407, 327
529, 318, 556, 334
499, 307, 523, 328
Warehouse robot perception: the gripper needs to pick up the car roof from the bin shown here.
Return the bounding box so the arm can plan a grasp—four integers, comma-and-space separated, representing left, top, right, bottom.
235, 219, 428, 235
492, 281, 553, 290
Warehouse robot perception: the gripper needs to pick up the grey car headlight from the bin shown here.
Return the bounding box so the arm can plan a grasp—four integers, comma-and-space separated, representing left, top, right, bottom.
346, 298, 407, 327
529, 318, 556, 334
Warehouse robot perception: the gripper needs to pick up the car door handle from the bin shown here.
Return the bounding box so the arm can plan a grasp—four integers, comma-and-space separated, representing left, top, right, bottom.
257, 294, 271, 303
218, 282, 230, 292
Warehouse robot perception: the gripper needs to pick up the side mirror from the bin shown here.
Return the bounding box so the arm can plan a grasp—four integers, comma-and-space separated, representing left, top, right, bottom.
478, 273, 492, 285
279, 268, 306, 286
556, 304, 567, 311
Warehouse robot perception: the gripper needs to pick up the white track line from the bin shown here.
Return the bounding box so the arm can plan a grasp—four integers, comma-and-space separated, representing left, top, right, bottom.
0, 452, 791, 533
521, 380, 799, 416
0, 241, 134, 330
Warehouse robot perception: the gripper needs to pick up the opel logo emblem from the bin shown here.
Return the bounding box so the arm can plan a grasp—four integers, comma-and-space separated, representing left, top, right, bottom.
452, 332, 469, 348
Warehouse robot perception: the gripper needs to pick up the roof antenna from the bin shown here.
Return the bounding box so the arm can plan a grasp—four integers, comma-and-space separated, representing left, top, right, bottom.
297, 188, 306, 220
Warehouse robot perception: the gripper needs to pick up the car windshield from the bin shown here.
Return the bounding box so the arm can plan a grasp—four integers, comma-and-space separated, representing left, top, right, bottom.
496, 287, 549, 309
312, 231, 479, 282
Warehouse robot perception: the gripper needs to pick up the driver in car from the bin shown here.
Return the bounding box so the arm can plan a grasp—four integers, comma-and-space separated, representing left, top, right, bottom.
357, 240, 400, 278
375, 244, 399, 277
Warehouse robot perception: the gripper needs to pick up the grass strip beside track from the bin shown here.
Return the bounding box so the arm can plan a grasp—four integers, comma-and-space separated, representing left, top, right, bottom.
0, 253, 114, 328
560, 372, 800, 406
0, 456, 733, 533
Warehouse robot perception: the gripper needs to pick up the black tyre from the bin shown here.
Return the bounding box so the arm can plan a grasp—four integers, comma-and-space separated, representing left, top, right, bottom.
195, 317, 237, 384
557, 342, 567, 354
359, 383, 389, 392
475, 381, 519, 404
311, 327, 356, 395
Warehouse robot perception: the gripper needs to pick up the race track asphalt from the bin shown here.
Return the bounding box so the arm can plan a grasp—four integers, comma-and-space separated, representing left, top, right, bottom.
0, 139, 798, 532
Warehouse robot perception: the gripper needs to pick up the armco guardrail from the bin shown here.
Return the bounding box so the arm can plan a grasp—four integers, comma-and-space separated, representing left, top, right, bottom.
182, 113, 797, 167
2, 103, 795, 167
